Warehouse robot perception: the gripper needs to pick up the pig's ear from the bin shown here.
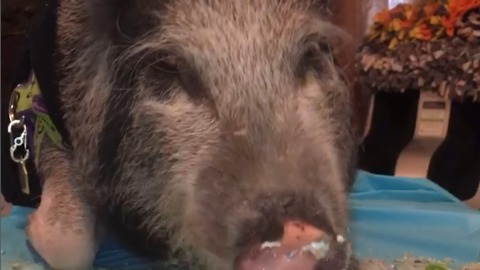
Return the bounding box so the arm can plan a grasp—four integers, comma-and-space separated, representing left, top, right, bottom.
84, 0, 166, 44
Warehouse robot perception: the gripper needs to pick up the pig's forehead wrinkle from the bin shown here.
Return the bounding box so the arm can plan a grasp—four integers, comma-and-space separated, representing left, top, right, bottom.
119, 0, 345, 125
146, 0, 338, 57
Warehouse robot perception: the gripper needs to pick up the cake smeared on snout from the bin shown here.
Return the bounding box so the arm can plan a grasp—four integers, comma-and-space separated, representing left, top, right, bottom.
26, 0, 360, 270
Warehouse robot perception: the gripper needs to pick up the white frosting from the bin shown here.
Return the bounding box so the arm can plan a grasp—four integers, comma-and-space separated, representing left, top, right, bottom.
260, 241, 281, 249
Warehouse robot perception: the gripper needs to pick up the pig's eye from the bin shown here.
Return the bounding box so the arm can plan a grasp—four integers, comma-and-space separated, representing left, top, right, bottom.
150, 52, 183, 74
296, 41, 330, 78
149, 52, 209, 100
303, 41, 331, 71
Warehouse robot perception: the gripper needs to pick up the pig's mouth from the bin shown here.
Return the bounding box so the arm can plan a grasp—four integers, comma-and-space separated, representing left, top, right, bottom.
234, 221, 347, 270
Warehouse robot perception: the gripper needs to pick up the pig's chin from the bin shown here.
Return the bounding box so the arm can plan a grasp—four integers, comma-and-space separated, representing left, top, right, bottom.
235, 243, 319, 270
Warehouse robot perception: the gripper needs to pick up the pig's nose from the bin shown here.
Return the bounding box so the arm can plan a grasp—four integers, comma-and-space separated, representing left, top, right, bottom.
235, 221, 346, 270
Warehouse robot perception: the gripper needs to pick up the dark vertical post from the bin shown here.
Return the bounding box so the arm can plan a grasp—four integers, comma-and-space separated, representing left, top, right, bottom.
428, 101, 480, 205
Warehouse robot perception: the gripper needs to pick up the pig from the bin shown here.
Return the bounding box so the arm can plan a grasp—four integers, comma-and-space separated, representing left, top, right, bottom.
26, 0, 360, 269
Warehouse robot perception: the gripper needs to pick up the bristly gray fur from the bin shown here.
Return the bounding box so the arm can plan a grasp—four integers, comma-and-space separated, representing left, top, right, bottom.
37, 0, 361, 269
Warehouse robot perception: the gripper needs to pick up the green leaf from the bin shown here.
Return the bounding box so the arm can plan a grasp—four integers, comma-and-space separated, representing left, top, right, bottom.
425, 263, 448, 270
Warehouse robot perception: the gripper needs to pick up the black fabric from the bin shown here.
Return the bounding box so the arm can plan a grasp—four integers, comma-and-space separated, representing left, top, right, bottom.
29, 0, 70, 145
358, 90, 420, 175
428, 101, 480, 200
1, 36, 42, 207
1, 0, 67, 207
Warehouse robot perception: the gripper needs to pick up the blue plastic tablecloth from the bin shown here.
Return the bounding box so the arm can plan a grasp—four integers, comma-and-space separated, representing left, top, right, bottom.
2, 171, 480, 269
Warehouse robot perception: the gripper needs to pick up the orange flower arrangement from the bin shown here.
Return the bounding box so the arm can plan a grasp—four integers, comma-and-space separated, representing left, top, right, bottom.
367, 0, 480, 48
358, 0, 480, 101
442, 0, 480, 36
409, 23, 433, 40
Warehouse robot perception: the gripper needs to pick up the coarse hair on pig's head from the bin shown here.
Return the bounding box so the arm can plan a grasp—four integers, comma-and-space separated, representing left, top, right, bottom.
57, 0, 359, 269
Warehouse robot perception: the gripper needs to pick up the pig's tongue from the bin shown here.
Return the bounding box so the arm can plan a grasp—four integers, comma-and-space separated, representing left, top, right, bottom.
236, 221, 331, 270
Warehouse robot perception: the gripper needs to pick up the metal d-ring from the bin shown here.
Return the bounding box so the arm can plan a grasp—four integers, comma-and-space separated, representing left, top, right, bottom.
7, 117, 30, 163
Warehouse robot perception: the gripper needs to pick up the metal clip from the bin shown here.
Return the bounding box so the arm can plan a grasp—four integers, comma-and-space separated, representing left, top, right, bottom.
8, 117, 30, 163
8, 77, 33, 194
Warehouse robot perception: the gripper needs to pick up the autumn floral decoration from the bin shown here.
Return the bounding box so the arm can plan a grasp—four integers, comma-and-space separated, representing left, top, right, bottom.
357, 0, 480, 102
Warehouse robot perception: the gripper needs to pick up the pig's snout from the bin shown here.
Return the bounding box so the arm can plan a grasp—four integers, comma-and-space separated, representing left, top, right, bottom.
234, 221, 348, 270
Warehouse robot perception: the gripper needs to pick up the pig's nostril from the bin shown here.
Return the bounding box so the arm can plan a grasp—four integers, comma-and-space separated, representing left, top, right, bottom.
279, 220, 328, 251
